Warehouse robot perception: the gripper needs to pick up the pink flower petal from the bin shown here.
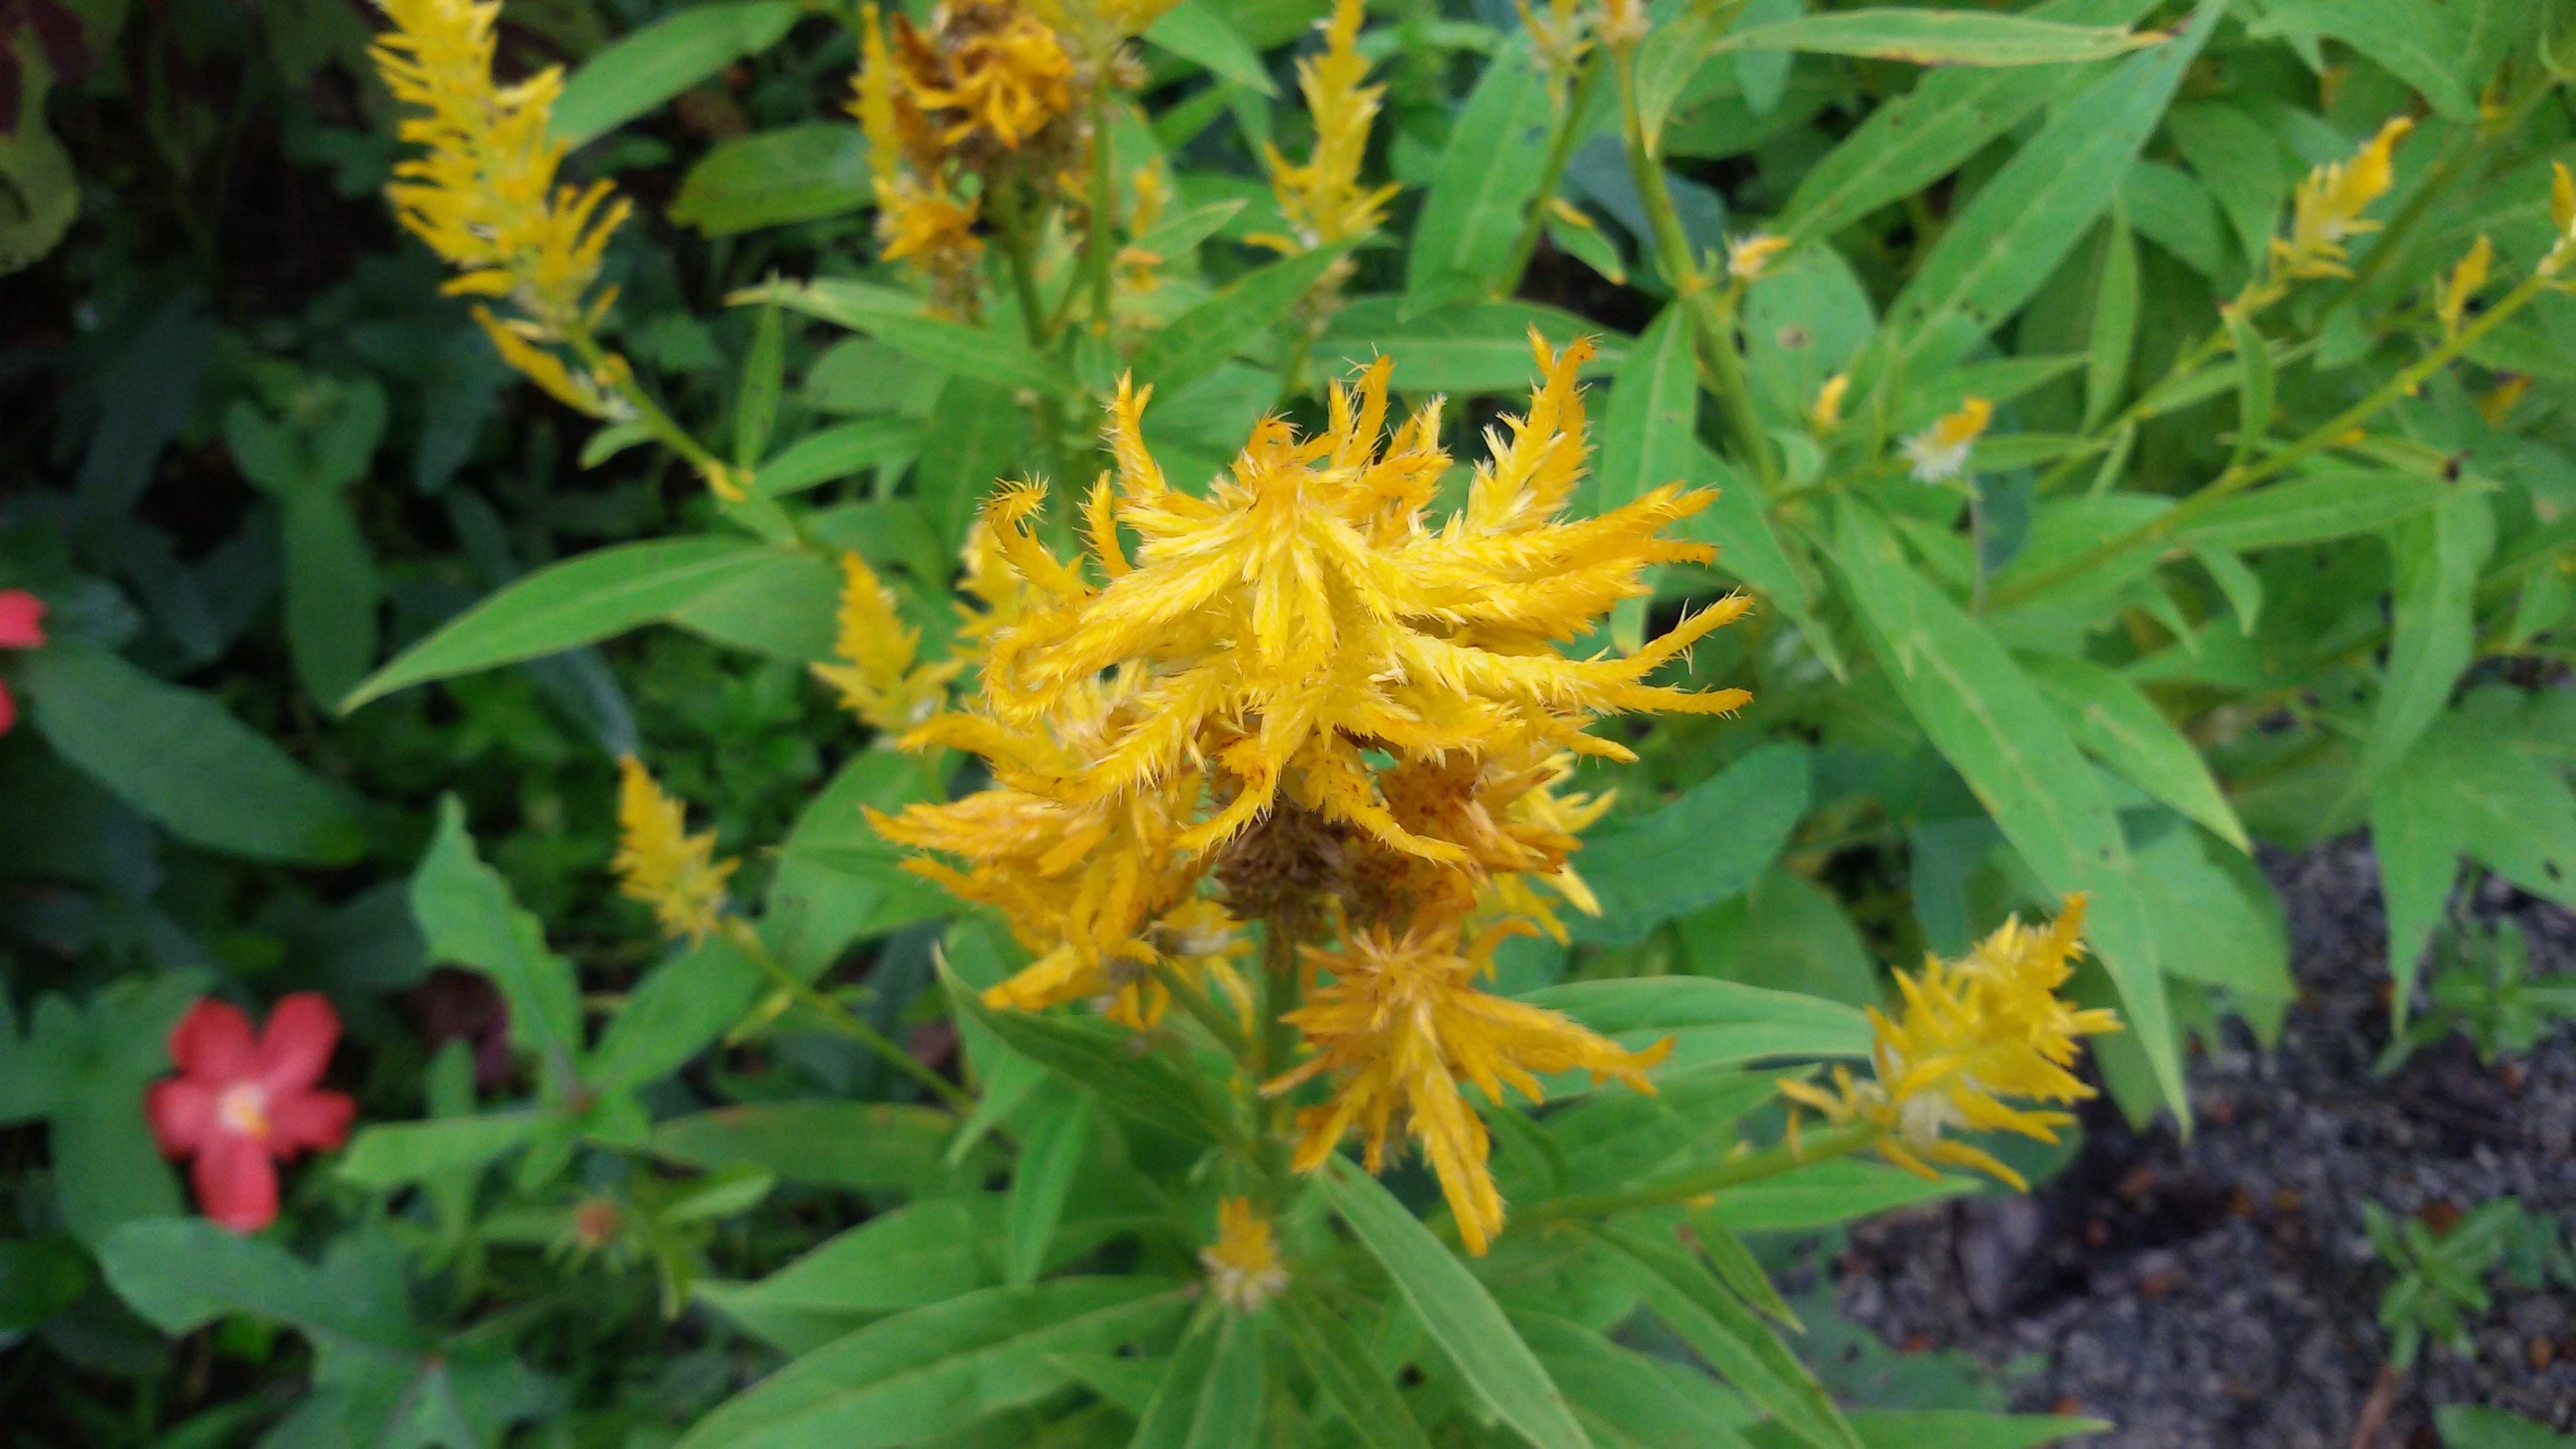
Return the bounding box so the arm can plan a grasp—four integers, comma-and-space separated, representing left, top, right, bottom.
267, 1088, 357, 1155
0, 591, 43, 650
0, 680, 14, 738
167, 998, 258, 1083
145, 1077, 218, 1157
254, 992, 342, 1093
192, 1131, 279, 1234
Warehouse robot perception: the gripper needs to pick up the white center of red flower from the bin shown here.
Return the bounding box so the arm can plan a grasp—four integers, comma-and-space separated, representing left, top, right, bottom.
216, 1082, 271, 1140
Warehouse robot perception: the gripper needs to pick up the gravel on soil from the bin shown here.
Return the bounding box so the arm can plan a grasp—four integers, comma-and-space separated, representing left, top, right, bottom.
1832, 839, 2576, 1449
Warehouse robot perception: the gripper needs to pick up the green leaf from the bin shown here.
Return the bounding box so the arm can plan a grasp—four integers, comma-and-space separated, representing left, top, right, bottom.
2020, 652, 2248, 851
20, 642, 367, 865
1518, 1312, 1758, 1449
278, 489, 384, 709
754, 417, 923, 499
679, 1279, 1189, 1449
2346, 491, 2495, 807
97, 1219, 421, 1349
1890, 0, 2223, 341
1316, 298, 1627, 395
1518, 977, 1871, 1069
1143, 1, 1277, 95
1406, 36, 1556, 304
650, 1102, 966, 1196
914, 375, 1036, 549
2434, 1405, 2576, 1449
2171, 470, 2450, 551
1717, 9, 2155, 66
766, 749, 953, 976
1584, 1224, 1859, 1449
552, 2, 802, 146
1131, 241, 1357, 390
2221, 306, 2274, 476
13, 977, 200, 1246
2084, 204, 2139, 430
2166, 101, 2292, 271
1005, 1092, 1093, 1287
1825, 499, 2185, 1115
1318, 1159, 1593, 1449
1587, 306, 1697, 520
2248, 0, 2481, 119
1687, 1207, 1799, 1329
344, 536, 777, 710
339, 1113, 541, 1188
412, 797, 583, 1080
1132, 1309, 1267, 1449
670, 122, 875, 236
663, 547, 841, 663
696, 1196, 1007, 1352
2127, 818, 2293, 1028
1277, 1285, 1437, 1449
1781, 0, 2163, 241
730, 277, 1070, 396
1712, 1159, 1975, 1232
1830, 1410, 2114, 1449
587, 933, 766, 1091
0, 110, 77, 277
736, 294, 785, 469
1569, 744, 1812, 947
942, 965, 1241, 1147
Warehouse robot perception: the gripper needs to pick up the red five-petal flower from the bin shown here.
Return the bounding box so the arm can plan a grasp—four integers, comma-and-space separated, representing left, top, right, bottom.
145, 993, 358, 1233
0, 588, 44, 737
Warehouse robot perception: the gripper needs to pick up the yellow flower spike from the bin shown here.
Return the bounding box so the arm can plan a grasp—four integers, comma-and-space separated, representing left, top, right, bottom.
1778, 895, 2120, 1193
2271, 116, 2413, 283
1265, 920, 1672, 1255
612, 756, 739, 943
1726, 233, 1792, 283
893, 0, 1076, 153
812, 553, 963, 734
1904, 396, 1992, 483
371, 0, 631, 399
2437, 235, 2493, 335
1811, 373, 1849, 431
1262, 0, 1399, 254
969, 341, 1750, 868
1200, 1198, 1290, 1312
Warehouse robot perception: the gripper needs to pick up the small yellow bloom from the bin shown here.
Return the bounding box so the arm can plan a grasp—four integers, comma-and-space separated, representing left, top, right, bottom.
1811, 373, 1849, 431
1200, 1197, 1290, 1312
2271, 116, 2412, 283
1904, 396, 1992, 483
1518, 0, 1589, 84
891, 0, 1076, 153
1259, 0, 1398, 254
1596, 0, 1649, 50
1780, 895, 2120, 1190
2436, 235, 2492, 335
2546, 162, 2576, 279
1266, 920, 1671, 1255
612, 756, 738, 943
2477, 375, 2532, 426
812, 553, 964, 734
1726, 233, 1792, 283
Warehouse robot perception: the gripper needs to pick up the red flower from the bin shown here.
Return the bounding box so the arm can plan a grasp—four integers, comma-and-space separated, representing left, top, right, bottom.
145, 994, 358, 1233
0, 589, 45, 736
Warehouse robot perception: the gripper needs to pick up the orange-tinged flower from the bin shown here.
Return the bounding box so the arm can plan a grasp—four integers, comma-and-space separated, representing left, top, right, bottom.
612, 755, 737, 942
1781, 894, 2119, 1190
975, 335, 1750, 867
1267, 919, 1669, 1254
1200, 1196, 1290, 1311
1904, 396, 1991, 483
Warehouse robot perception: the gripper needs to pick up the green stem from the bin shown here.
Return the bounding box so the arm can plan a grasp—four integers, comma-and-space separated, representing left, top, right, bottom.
1150, 958, 1252, 1060
1085, 86, 1119, 331
1611, 45, 1780, 493
1986, 267, 2555, 612
731, 925, 975, 1111
1495, 53, 1602, 299
1521, 1122, 1882, 1225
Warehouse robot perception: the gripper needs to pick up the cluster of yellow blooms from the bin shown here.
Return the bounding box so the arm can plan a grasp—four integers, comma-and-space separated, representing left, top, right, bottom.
2270, 116, 2413, 286
369, 0, 631, 418
612, 756, 736, 945
1254, 0, 1397, 257
1782, 895, 2118, 1189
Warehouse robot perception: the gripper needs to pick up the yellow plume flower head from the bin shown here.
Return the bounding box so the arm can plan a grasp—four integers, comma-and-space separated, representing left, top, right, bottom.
1781, 894, 2120, 1189
370, 0, 631, 414
612, 756, 738, 943
1596, 0, 1649, 50
2436, 235, 2492, 335
972, 334, 1750, 871
2544, 162, 2576, 280
2272, 116, 2412, 283
1265, 919, 1672, 1255
1200, 1197, 1290, 1312
1726, 232, 1792, 283
887, 0, 1076, 158
1904, 396, 1992, 483
1258, 0, 1398, 255
812, 553, 964, 735
1811, 373, 1850, 432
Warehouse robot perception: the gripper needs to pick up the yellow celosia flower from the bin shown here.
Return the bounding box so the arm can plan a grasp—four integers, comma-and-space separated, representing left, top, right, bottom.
1596, 0, 1649, 50
612, 756, 738, 943
852, 6, 989, 307
1726, 233, 1792, 283
811, 553, 963, 734
2271, 116, 2412, 283
1200, 1197, 1290, 1312
371, 0, 631, 415
1345, 747, 1609, 942
975, 336, 1750, 866
1904, 396, 1992, 483
955, 519, 1029, 653
1256, 0, 1398, 255
889, 0, 1076, 153
2436, 235, 2492, 335
1780, 894, 2119, 1190
1811, 373, 1849, 432
1266, 920, 1671, 1255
